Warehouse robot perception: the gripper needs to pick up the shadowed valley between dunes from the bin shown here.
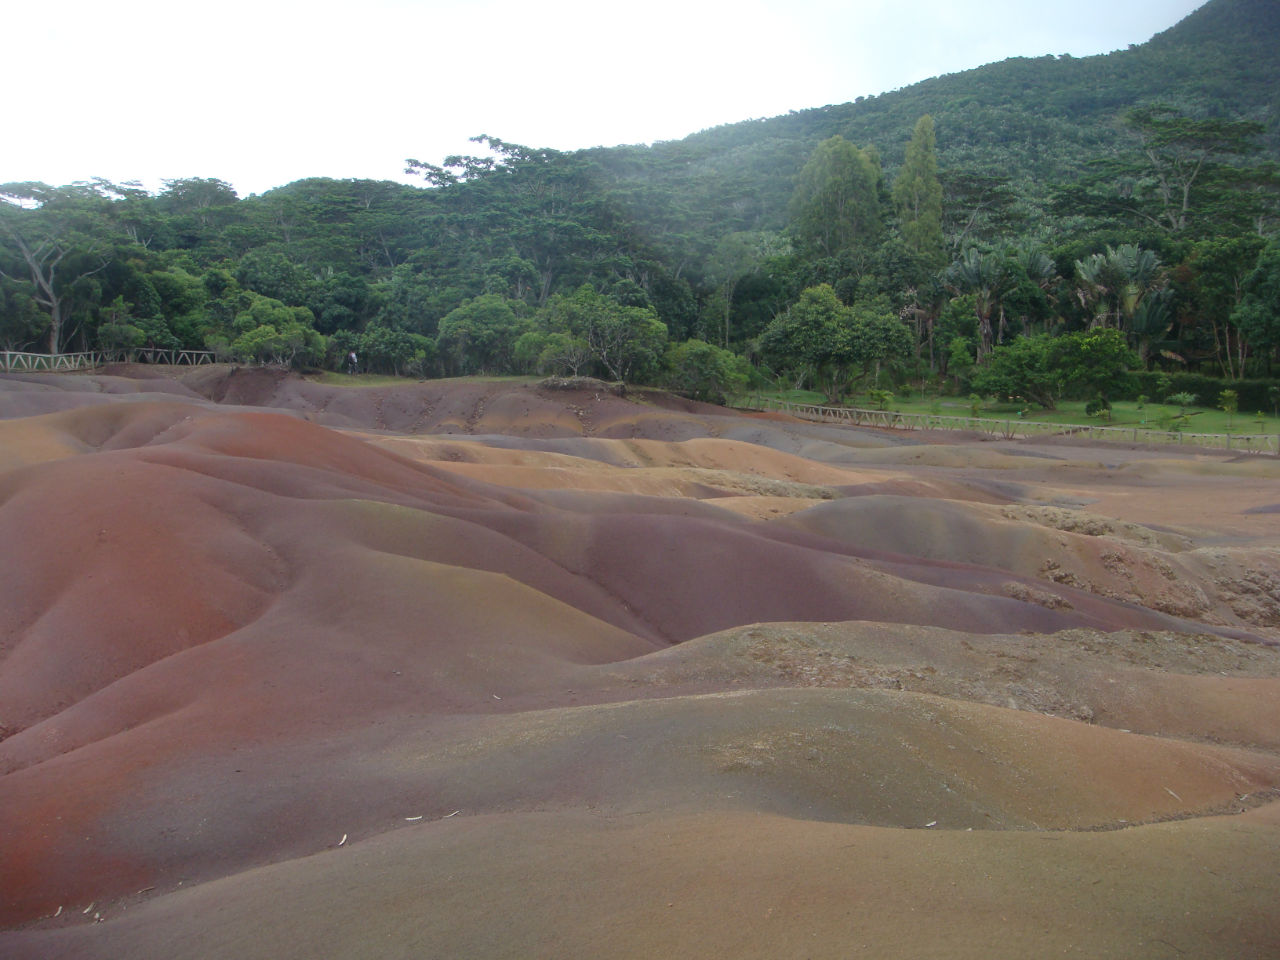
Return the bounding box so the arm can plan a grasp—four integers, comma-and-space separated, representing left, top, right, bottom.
1, 366, 1279, 959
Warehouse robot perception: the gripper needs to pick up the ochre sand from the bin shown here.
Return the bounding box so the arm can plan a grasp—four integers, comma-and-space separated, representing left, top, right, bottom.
1, 367, 1278, 959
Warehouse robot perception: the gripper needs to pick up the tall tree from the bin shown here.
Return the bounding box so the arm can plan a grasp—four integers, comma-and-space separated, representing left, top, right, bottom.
0, 182, 114, 354
1073, 244, 1165, 344
892, 116, 945, 269
940, 171, 1022, 251
945, 248, 1009, 362
1060, 107, 1268, 237
1122, 107, 1263, 235
407, 136, 629, 307
1230, 239, 1280, 376
1177, 235, 1268, 378
1003, 244, 1059, 337
703, 231, 788, 348
789, 136, 883, 257
158, 178, 241, 252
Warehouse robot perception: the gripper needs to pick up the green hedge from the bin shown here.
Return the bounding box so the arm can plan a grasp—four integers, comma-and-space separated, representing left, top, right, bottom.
1125, 371, 1280, 412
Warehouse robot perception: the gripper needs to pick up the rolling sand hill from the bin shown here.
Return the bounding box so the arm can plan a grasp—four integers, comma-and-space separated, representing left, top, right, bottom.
2, 365, 1279, 959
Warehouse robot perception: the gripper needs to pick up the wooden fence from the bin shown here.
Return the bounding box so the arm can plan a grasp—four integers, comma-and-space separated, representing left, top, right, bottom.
1, 349, 216, 373
748, 399, 1280, 456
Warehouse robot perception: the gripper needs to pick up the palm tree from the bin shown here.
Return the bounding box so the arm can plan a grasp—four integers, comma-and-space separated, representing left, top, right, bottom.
1008, 244, 1061, 336
1074, 245, 1165, 349
1129, 288, 1176, 368
946, 247, 1009, 361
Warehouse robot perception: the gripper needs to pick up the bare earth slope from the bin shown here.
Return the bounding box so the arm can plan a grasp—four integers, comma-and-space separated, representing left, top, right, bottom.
2, 366, 1279, 959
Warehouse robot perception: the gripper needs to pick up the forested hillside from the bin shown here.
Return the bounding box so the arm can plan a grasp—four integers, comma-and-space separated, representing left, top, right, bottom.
2, 0, 1278, 407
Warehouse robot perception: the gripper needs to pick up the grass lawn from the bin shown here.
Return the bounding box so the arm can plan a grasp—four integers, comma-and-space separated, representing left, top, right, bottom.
742, 388, 1280, 435
310, 372, 539, 388
310, 372, 409, 387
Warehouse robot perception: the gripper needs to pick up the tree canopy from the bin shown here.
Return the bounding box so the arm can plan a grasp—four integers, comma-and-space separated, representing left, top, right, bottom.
1, 0, 1277, 406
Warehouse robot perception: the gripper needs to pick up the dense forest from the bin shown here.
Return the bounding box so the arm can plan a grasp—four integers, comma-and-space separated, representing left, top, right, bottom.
2, 0, 1279, 408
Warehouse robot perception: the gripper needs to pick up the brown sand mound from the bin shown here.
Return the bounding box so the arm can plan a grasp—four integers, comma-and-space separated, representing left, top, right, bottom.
2, 369, 1280, 957
602, 621, 1280, 748
780, 496, 1280, 633
6, 809, 1280, 960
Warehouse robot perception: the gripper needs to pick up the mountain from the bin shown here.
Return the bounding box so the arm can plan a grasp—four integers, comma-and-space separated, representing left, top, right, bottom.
590, 0, 1280, 242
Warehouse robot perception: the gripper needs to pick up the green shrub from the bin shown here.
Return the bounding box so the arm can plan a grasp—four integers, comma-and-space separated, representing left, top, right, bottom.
1085, 394, 1112, 419
867, 388, 894, 410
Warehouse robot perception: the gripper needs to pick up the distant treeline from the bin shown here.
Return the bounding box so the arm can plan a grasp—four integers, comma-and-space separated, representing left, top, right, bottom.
2, 0, 1278, 406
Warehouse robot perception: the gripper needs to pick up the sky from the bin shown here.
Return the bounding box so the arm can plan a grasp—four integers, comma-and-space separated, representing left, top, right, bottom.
7, 0, 1207, 197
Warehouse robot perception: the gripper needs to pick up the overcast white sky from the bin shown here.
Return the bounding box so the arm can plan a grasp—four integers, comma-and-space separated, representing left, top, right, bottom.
7, 0, 1206, 197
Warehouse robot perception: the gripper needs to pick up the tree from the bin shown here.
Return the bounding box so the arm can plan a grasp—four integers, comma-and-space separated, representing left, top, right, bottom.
846, 295, 913, 388
513, 330, 591, 376
1179, 235, 1269, 378
1073, 245, 1166, 361
969, 335, 1064, 409
1062, 107, 1267, 236
760, 284, 910, 403
538, 285, 667, 383
231, 324, 287, 364
229, 294, 325, 367
159, 178, 239, 221
1217, 388, 1239, 430
0, 276, 46, 349
1054, 328, 1140, 401
371, 265, 439, 338
940, 171, 1022, 250
96, 296, 146, 352
406, 136, 625, 307
1227, 161, 1280, 237
579, 299, 667, 384
0, 182, 114, 353
157, 178, 241, 255
234, 249, 318, 307
945, 335, 975, 388
436, 294, 531, 375
1121, 106, 1263, 235
703, 231, 787, 348
1003, 245, 1059, 337
971, 329, 1138, 409
483, 255, 540, 301
360, 322, 434, 376
789, 136, 883, 257
892, 116, 945, 269
664, 340, 751, 403
1231, 239, 1280, 375
1127, 288, 1175, 370
945, 248, 1009, 361
760, 283, 848, 396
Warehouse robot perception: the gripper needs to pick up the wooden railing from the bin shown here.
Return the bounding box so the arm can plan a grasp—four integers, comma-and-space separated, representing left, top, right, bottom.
1, 351, 108, 372
113, 348, 217, 366
747, 399, 1280, 456
1, 349, 216, 373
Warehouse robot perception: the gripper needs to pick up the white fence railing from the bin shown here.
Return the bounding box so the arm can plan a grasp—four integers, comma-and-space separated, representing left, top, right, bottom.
1, 349, 216, 373
750, 400, 1280, 456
